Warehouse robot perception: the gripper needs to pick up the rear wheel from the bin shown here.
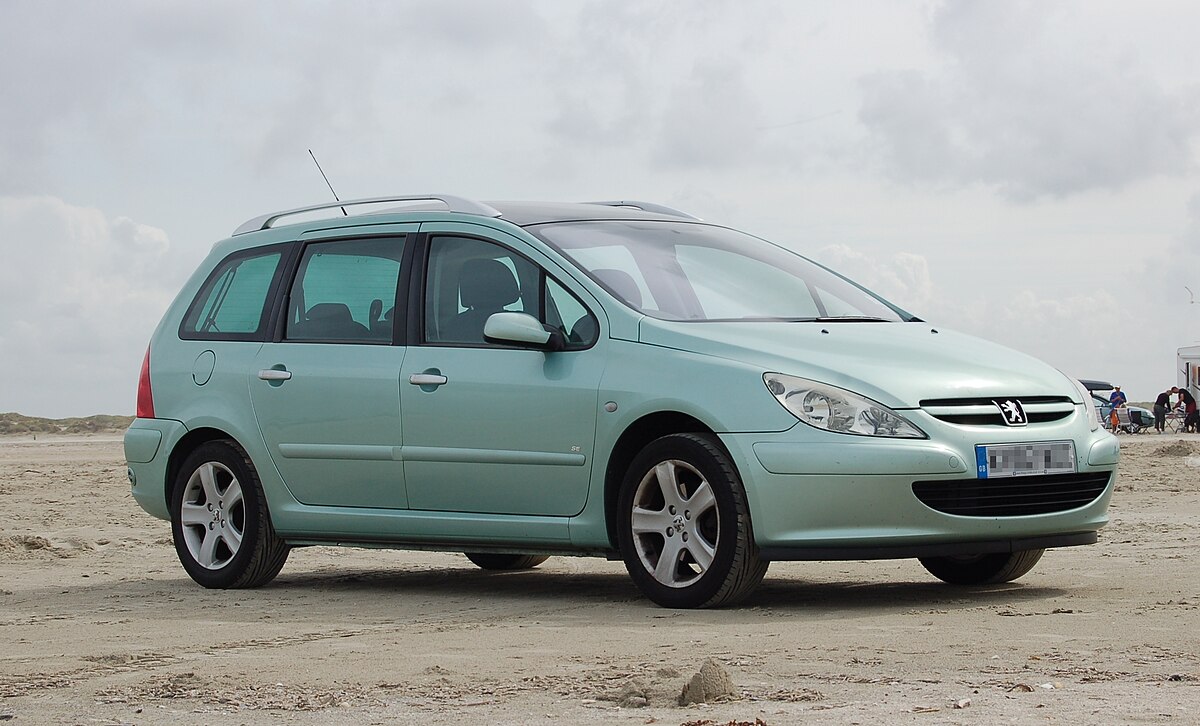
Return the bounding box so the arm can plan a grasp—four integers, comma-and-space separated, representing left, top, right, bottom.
171, 440, 289, 588
617, 433, 767, 608
919, 549, 1044, 585
464, 553, 549, 570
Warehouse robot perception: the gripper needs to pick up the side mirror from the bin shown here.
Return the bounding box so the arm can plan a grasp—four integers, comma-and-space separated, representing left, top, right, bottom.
483, 312, 565, 352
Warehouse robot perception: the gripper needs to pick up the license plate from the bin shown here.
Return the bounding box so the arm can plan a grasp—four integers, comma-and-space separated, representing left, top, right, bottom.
975, 441, 1076, 479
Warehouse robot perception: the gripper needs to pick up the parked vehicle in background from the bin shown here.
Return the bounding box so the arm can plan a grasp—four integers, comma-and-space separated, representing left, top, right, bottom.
1178, 344, 1200, 407
1080, 379, 1153, 434
124, 195, 1119, 608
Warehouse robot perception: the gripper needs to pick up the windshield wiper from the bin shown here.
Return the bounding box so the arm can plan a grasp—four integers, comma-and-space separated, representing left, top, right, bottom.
811, 315, 891, 322
726, 315, 895, 322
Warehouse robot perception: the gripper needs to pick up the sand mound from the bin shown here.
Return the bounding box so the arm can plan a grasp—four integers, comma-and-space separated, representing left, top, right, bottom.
607, 679, 652, 708
1154, 441, 1200, 457
679, 658, 738, 705
0, 535, 52, 552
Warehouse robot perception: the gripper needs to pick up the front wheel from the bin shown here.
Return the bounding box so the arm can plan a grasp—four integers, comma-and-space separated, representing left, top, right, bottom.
617, 433, 768, 608
171, 440, 289, 588
919, 549, 1044, 585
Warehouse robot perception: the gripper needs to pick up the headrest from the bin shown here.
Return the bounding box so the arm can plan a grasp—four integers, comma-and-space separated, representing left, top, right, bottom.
593, 268, 642, 308
306, 302, 353, 321
459, 258, 519, 309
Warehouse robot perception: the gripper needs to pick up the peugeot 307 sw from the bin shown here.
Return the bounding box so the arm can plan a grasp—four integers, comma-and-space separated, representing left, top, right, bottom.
124, 195, 1119, 608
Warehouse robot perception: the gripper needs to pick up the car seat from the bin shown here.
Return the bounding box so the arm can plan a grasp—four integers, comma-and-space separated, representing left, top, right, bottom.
290, 302, 370, 340
441, 258, 520, 343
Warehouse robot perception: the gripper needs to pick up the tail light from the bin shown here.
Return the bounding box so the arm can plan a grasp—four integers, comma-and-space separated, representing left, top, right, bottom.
136, 348, 155, 419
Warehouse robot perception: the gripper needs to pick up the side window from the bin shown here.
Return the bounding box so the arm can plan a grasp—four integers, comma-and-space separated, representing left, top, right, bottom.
181, 250, 283, 339
545, 278, 597, 348
425, 236, 538, 345
285, 237, 404, 343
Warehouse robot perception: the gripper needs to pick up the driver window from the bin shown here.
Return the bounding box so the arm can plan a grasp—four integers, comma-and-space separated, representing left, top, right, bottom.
425, 236, 537, 345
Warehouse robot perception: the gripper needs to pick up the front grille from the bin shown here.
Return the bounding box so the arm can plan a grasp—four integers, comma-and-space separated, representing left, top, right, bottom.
912, 472, 1111, 517
920, 396, 1075, 426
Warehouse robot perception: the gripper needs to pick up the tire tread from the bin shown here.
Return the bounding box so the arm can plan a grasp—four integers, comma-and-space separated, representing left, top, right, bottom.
226, 440, 289, 588
678, 434, 768, 608
464, 553, 550, 570
919, 548, 1044, 585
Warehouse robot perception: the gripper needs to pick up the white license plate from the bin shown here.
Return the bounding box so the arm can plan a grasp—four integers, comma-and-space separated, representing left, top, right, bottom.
975, 441, 1076, 479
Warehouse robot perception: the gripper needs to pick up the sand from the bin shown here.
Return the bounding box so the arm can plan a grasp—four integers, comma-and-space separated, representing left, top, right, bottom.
1, 433, 1198, 724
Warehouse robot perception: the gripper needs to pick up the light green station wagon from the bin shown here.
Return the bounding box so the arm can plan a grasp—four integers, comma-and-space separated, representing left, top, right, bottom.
125, 195, 1118, 608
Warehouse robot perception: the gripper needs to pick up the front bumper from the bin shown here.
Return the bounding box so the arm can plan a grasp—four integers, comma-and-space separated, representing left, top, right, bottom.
719, 408, 1117, 558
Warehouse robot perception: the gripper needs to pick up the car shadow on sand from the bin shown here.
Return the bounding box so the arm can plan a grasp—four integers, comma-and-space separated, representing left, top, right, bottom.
263, 558, 1072, 612
20, 560, 1074, 625
50, 563, 1071, 621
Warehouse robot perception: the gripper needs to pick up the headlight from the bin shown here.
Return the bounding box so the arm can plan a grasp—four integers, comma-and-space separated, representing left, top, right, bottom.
1064, 374, 1100, 432
763, 373, 926, 438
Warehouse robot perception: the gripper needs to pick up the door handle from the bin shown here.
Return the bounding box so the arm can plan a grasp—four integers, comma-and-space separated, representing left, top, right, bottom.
257, 369, 293, 381
409, 373, 448, 386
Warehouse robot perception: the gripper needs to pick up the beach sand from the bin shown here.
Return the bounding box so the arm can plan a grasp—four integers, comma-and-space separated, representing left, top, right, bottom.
1, 434, 1198, 724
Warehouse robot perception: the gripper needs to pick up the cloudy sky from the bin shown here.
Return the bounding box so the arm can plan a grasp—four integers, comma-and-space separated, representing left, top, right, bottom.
3, 0, 1199, 417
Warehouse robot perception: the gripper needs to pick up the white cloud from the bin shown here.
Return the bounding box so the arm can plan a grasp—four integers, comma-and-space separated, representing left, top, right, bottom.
0, 197, 182, 416
814, 244, 935, 314
654, 61, 768, 169
858, 1, 1200, 199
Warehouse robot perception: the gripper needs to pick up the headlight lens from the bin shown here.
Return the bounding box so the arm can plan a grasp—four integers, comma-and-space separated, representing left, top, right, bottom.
1064, 374, 1100, 432
763, 373, 926, 438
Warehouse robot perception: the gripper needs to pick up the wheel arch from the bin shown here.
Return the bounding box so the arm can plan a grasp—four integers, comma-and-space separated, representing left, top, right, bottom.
603, 411, 724, 548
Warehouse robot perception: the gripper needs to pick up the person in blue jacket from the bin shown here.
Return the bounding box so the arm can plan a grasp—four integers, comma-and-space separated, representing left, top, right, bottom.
1108, 386, 1127, 429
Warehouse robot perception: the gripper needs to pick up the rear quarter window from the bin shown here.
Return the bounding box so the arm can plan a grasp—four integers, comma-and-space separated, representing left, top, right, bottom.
180, 246, 287, 340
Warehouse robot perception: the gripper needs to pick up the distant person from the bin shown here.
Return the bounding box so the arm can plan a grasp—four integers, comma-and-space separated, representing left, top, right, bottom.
1179, 387, 1199, 433
1109, 386, 1127, 430
1154, 388, 1174, 433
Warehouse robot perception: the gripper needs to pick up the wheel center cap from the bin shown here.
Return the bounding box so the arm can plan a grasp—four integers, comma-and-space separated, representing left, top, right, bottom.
673, 514, 686, 530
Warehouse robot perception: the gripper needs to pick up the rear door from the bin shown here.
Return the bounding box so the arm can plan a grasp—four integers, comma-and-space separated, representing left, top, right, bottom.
249, 227, 415, 509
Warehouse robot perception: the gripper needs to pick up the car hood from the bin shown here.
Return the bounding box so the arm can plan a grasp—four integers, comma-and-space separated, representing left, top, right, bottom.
637, 319, 1079, 410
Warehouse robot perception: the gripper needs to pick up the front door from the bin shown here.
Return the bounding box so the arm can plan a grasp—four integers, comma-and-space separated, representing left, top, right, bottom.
249, 232, 413, 509
399, 230, 605, 516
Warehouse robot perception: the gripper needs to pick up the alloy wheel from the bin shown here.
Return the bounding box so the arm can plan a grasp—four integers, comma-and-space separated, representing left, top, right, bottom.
630, 459, 720, 588
178, 461, 245, 570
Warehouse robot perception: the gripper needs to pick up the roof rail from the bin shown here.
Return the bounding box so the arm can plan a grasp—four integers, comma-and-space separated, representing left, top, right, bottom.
584, 200, 700, 220
232, 194, 503, 236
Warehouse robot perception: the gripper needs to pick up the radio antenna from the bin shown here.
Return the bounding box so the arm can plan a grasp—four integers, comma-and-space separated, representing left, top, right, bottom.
308, 149, 347, 216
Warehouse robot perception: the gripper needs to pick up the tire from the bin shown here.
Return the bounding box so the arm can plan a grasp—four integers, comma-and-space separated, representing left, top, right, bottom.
171, 440, 289, 588
617, 433, 768, 608
464, 553, 550, 570
919, 549, 1045, 585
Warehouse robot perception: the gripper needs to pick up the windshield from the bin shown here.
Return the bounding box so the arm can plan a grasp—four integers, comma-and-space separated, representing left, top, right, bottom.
531, 220, 911, 322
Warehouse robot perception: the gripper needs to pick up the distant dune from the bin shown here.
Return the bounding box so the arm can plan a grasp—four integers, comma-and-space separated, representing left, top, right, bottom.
0, 412, 133, 435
